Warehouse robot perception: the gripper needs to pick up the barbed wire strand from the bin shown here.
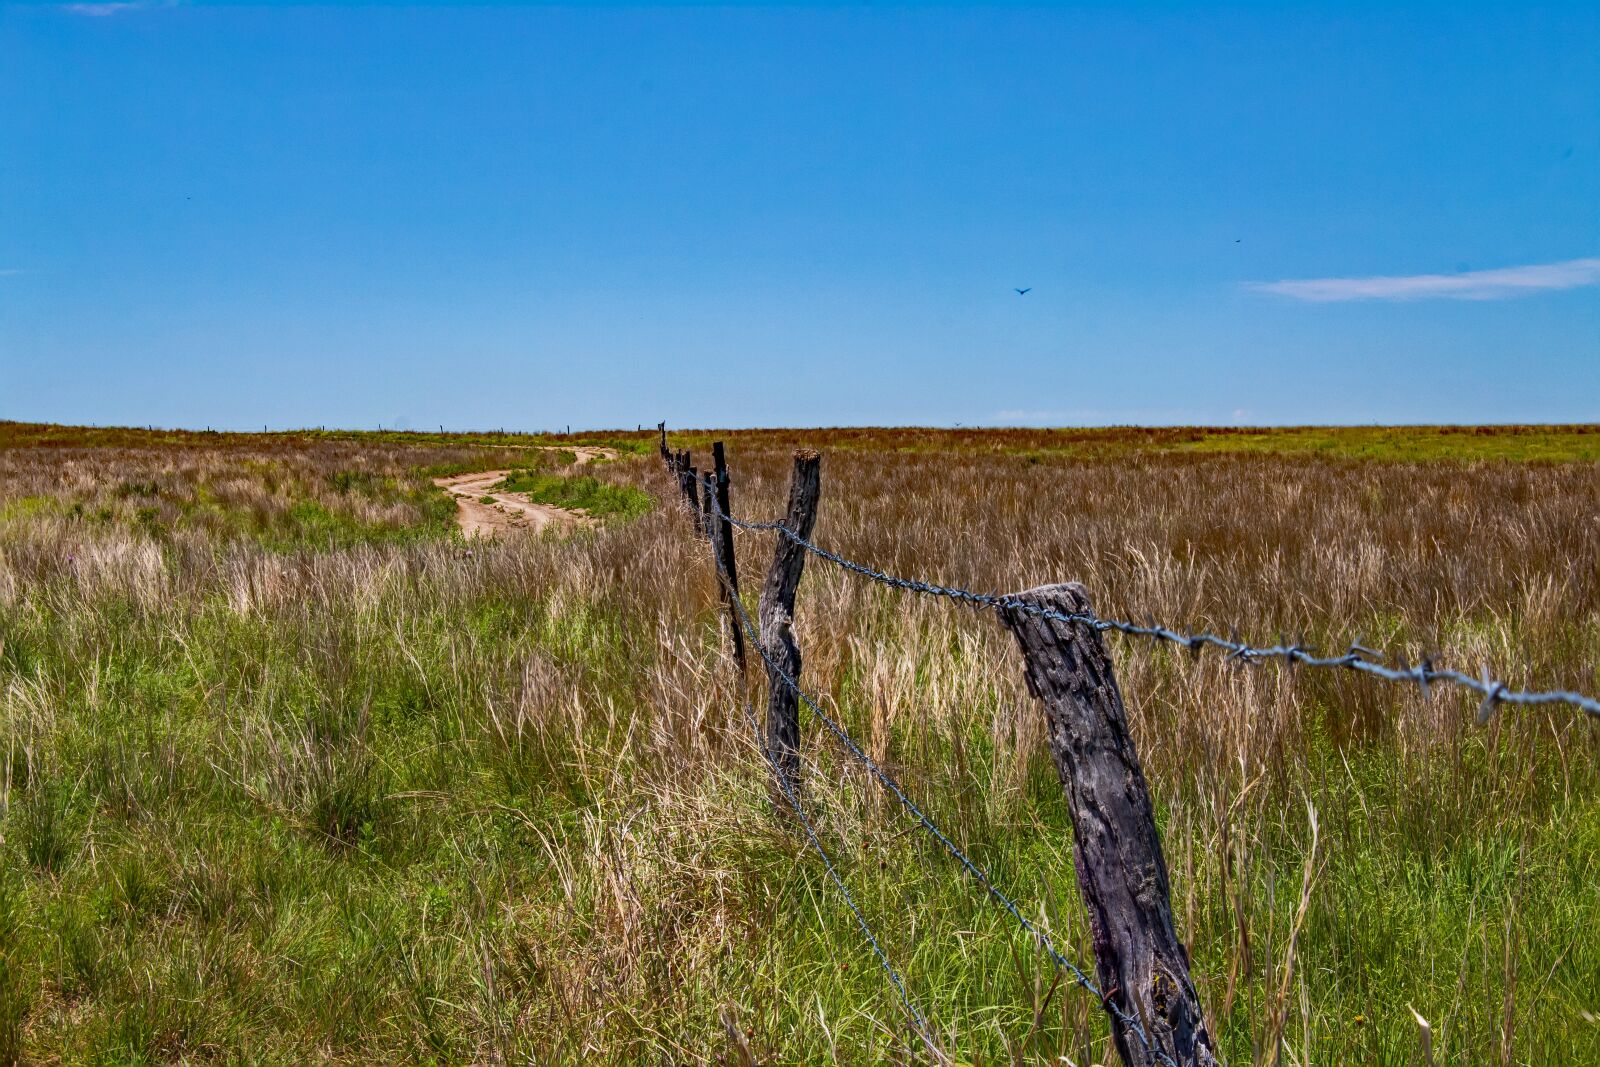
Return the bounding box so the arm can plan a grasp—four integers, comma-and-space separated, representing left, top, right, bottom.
699, 488, 1600, 722
732, 697, 943, 1061
719, 584, 1178, 1067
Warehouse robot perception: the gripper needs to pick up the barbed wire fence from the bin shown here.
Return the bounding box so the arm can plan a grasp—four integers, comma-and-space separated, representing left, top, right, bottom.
652, 424, 1600, 1067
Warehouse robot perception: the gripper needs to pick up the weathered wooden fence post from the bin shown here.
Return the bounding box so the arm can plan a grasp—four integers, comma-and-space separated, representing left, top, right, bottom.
698, 468, 717, 541
709, 442, 745, 670
658, 421, 670, 467
759, 449, 821, 795
997, 583, 1217, 1067
684, 463, 705, 536
675, 450, 693, 507
701, 468, 747, 672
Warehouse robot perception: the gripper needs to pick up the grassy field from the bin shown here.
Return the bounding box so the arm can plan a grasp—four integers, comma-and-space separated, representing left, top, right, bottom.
0, 420, 1596, 1064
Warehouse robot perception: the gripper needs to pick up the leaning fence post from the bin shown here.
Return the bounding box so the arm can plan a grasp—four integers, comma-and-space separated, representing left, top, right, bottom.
710, 442, 745, 670
997, 584, 1216, 1067
759, 449, 821, 795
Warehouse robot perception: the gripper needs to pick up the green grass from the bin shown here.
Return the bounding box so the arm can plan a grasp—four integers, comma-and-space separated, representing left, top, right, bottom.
262, 496, 455, 551
1167, 425, 1600, 462
54, 467, 454, 552
9, 418, 1600, 465
492, 471, 653, 521
415, 447, 577, 481
666, 424, 1600, 463
294, 426, 655, 456
178, 475, 457, 551
0, 496, 59, 524
2, 583, 1592, 1062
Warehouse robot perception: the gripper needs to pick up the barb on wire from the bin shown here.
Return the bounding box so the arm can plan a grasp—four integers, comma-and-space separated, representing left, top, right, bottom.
720, 585, 1177, 1067
704, 492, 1600, 722
735, 697, 941, 1061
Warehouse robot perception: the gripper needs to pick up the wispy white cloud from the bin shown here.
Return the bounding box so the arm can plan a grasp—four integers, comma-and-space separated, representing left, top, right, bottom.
1248, 257, 1600, 302
0, 269, 30, 277
63, 3, 141, 14
62, 1, 177, 15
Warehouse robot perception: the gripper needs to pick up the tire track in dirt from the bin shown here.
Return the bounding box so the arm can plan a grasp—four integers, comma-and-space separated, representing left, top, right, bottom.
432, 445, 618, 539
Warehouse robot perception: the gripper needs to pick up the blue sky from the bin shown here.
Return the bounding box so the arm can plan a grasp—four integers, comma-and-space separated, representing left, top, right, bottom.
2, 2, 1597, 431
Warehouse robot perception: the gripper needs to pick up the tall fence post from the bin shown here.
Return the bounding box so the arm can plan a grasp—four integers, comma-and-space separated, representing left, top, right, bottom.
759, 449, 821, 796
658, 421, 669, 467
997, 583, 1217, 1067
708, 442, 745, 670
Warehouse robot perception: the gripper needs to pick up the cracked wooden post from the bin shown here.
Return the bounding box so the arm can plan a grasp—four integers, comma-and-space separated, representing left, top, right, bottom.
759, 449, 820, 796
658, 421, 670, 468
709, 442, 745, 671
997, 583, 1217, 1067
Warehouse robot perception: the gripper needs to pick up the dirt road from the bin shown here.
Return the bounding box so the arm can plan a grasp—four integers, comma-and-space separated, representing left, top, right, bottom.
432, 445, 618, 538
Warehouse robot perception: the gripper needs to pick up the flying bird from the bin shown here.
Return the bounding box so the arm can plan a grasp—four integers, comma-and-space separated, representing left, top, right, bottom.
1014, 287, 1031, 295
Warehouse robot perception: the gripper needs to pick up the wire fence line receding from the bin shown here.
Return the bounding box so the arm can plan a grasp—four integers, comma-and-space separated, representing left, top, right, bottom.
658, 427, 1600, 1067
704, 488, 1600, 723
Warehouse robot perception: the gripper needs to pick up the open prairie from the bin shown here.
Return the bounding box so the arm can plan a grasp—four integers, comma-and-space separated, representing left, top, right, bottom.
1, 421, 1597, 1064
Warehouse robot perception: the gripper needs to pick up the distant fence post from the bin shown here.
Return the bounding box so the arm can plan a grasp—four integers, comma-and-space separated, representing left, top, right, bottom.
708, 442, 746, 670
759, 449, 821, 796
997, 583, 1217, 1067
